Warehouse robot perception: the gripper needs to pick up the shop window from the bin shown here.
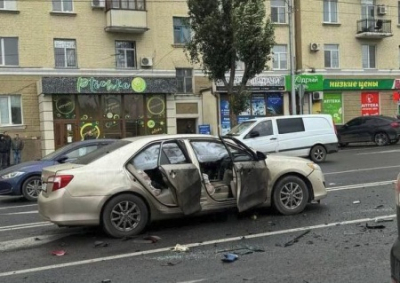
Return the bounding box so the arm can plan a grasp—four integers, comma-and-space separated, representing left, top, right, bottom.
54, 39, 77, 68
272, 45, 287, 70
115, 41, 136, 69
176, 68, 193, 93
173, 17, 190, 45
106, 0, 145, 10
323, 0, 338, 23
103, 95, 121, 119
52, 0, 73, 12
362, 44, 376, 69
145, 95, 166, 135
53, 95, 76, 119
324, 44, 339, 68
77, 95, 100, 121
0, 37, 19, 66
0, 95, 22, 126
277, 118, 305, 134
271, 0, 286, 24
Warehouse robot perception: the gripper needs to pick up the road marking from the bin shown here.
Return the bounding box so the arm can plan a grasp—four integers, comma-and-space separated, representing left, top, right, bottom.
326, 180, 396, 192
0, 204, 37, 210
0, 234, 69, 252
324, 165, 400, 175
0, 214, 395, 278
2, 211, 38, 215
0, 222, 53, 232
357, 149, 400, 155
177, 280, 206, 283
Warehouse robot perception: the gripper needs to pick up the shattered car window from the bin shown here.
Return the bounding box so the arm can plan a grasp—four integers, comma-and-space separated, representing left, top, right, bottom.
133, 143, 161, 170
191, 141, 229, 162
162, 143, 188, 164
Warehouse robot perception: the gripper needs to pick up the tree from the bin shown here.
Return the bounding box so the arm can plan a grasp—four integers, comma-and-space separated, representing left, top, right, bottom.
186, 0, 275, 127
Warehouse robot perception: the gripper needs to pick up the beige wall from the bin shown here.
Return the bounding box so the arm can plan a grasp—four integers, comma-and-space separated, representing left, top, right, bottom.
201, 90, 219, 136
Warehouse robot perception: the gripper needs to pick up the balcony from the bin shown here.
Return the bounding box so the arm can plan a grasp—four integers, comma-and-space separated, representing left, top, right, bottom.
105, 9, 148, 34
356, 19, 392, 39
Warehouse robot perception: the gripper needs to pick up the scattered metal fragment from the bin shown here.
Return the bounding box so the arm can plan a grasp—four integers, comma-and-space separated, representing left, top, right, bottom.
353, 200, 361, 204
143, 235, 161, 243
375, 205, 384, 209
366, 223, 385, 229
284, 230, 311, 247
221, 253, 238, 263
94, 241, 109, 248
101, 279, 111, 283
161, 261, 182, 266
171, 244, 190, 252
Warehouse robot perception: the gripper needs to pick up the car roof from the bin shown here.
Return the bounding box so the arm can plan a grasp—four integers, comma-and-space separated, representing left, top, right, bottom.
121, 134, 218, 143
243, 114, 333, 122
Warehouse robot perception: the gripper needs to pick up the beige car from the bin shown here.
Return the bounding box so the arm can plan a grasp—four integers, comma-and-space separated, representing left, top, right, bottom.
38, 134, 327, 238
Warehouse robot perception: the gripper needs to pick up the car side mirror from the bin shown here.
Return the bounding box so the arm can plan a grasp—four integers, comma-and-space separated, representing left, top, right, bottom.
249, 131, 260, 138
256, 151, 266, 160
56, 156, 69, 164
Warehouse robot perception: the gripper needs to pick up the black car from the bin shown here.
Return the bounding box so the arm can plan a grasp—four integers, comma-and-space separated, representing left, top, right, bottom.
337, 115, 400, 147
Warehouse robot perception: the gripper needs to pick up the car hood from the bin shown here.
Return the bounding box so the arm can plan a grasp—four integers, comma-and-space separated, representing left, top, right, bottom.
0, 160, 56, 175
266, 154, 311, 163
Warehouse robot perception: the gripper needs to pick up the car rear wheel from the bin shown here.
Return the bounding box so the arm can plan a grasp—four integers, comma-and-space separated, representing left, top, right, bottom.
374, 132, 389, 146
22, 176, 42, 201
310, 145, 326, 163
102, 194, 149, 238
273, 175, 309, 215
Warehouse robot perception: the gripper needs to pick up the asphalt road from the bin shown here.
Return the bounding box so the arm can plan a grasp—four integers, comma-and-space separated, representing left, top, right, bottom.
0, 143, 399, 283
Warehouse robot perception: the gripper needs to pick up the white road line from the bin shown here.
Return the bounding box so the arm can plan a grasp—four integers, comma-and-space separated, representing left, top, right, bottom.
0, 222, 53, 232
357, 149, 400, 155
0, 234, 69, 252
326, 180, 396, 192
324, 165, 400, 175
2, 211, 38, 215
0, 214, 396, 278
177, 280, 206, 283
0, 204, 37, 210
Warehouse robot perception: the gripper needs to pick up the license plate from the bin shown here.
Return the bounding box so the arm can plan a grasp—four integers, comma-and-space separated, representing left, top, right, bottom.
41, 183, 47, 192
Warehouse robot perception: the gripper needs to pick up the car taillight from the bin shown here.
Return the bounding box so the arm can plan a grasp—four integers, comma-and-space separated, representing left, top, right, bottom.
47, 175, 74, 191
391, 122, 400, 128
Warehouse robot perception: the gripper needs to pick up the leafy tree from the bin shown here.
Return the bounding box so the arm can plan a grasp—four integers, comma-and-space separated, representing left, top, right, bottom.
186, 0, 275, 127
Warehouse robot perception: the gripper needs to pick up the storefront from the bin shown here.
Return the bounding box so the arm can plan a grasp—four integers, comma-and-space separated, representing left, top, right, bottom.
215, 75, 286, 135
39, 76, 177, 150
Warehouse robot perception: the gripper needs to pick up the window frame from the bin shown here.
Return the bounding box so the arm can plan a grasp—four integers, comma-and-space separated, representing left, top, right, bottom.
173, 17, 191, 45
115, 41, 136, 69
276, 118, 305, 134
176, 68, 193, 94
106, 0, 146, 11
54, 39, 78, 69
324, 44, 339, 68
271, 0, 287, 24
323, 0, 338, 23
52, 0, 74, 12
0, 37, 19, 66
272, 45, 288, 70
0, 95, 23, 126
362, 44, 376, 69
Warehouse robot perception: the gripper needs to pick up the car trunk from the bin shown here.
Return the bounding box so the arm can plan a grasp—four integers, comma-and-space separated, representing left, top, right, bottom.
41, 163, 84, 197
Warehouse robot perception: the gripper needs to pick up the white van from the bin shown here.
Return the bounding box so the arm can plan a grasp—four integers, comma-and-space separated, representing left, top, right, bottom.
226, 114, 338, 163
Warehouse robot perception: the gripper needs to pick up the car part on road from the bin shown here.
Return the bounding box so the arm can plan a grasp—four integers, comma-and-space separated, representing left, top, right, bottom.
102, 194, 149, 238
51, 250, 66, 256
22, 176, 42, 201
283, 230, 311, 247
172, 244, 190, 252
273, 175, 309, 215
309, 145, 326, 163
366, 223, 385, 229
221, 253, 238, 262
374, 132, 389, 146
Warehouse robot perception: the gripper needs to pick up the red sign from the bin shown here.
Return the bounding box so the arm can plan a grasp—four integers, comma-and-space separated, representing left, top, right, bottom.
361, 92, 379, 116
394, 91, 400, 102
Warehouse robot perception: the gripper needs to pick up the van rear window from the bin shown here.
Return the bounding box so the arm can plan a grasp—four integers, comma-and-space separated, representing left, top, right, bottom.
277, 118, 305, 134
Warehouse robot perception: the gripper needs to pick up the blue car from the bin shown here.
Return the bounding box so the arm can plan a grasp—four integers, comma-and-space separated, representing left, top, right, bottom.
0, 139, 116, 201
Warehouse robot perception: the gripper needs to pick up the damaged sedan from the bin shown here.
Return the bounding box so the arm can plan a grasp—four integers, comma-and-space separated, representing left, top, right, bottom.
38, 134, 327, 238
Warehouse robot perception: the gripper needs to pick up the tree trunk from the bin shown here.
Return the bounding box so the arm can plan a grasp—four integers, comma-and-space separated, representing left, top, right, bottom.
229, 94, 238, 128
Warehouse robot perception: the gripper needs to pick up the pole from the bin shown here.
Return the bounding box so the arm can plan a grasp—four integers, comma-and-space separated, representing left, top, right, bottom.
288, 0, 296, 115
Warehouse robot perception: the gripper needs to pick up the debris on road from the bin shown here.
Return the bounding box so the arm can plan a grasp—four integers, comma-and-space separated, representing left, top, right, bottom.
161, 261, 182, 266
143, 235, 161, 243
284, 230, 311, 247
171, 244, 190, 252
34, 237, 41, 241
353, 200, 361, 204
221, 253, 238, 263
217, 245, 265, 255
375, 205, 384, 209
251, 215, 257, 220
375, 218, 394, 223
366, 223, 385, 229
51, 250, 66, 256
101, 279, 111, 283
94, 241, 109, 248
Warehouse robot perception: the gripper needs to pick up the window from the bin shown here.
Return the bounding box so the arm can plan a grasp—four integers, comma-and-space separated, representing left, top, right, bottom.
277, 118, 305, 134
0, 1, 3, 9
191, 141, 229, 163
116, 41, 136, 68
52, 0, 73, 12
324, 44, 339, 68
0, 37, 18, 66
323, 0, 338, 23
54, 39, 77, 68
271, 0, 286, 23
173, 17, 190, 44
272, 45, 287, 70
161, 142, 188, 164
361, 0, 374, 20
108, 0, 145, 10
176, 68, 193, 93
133, 143, 161, 170
0, 95, 22, 126
65, 145, 99, 161
0, 0, 16, 10
251, 121, 273, 137
362, 45, 376, 69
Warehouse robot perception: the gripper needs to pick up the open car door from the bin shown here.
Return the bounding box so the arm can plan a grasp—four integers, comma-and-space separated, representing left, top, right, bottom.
221, 136, 269, 212
158, 140, 202, 215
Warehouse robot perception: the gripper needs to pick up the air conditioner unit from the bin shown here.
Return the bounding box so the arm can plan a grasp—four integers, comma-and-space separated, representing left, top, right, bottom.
377, 5, 387, 15
91, 0, 105, 8
141, 57, 153, 67
313, 91, 323, 100
310, 43, 320, 52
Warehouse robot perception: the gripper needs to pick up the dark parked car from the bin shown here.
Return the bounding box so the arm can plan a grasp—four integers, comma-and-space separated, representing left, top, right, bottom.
391, 173, 400, 282
0, 139, 116, 201
337, 115, 400, 147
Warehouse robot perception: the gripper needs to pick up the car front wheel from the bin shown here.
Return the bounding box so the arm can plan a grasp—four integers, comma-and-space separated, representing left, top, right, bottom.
374, 132, 389, 146
273, 175, 309, 215
102, 194, 149, 238
22, 176, 42, 201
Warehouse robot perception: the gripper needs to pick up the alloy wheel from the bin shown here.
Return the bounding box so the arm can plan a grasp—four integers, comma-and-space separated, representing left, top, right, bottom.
279, 182, 304, 210
25, 179, 42, 199
110, 201, 141, 232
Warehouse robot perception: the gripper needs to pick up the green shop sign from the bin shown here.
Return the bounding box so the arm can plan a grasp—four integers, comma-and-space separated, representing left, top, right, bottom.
324, 79, 400, 90
285, 75, 324, 91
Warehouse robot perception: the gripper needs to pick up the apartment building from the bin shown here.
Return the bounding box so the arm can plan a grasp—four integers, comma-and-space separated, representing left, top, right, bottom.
0, 0, 209, 159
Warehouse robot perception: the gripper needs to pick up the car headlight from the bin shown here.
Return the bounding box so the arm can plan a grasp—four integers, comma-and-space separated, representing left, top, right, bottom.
1, 172, 25, 179
307, 163, 321, 171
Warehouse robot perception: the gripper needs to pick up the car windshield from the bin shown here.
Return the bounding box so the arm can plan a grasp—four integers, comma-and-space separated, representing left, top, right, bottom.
41, 143, 80, 161
73, 140, 131, 165
227, 121, 256, 136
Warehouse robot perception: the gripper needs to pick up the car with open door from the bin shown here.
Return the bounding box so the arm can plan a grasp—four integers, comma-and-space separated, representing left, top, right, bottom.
38, 134, 327, 238
0, 139, 116, 201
